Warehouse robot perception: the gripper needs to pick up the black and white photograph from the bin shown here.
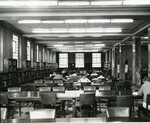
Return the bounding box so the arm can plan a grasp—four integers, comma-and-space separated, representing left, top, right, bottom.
0, 0, 150, 122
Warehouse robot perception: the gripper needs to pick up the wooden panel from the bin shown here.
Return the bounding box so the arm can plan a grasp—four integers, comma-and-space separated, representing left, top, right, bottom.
119, 45, 125, 81
148, 28, 150, 77
132, 36, 141, 85
0, 26, 3, 72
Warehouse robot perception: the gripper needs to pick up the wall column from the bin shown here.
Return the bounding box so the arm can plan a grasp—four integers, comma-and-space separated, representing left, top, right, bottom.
115, 46, 119, 79
111, 48, 115, 77
148, 28, 150, 77
119, 44, 126, 81
132, 36, 141, 85
0, 27, 3, 72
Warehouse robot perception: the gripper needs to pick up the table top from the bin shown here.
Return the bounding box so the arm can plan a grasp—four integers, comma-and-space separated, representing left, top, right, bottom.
6, 90, 142, 102
7, 90, 117, 101
1, 117, 106, 123
1, 117, 149, 123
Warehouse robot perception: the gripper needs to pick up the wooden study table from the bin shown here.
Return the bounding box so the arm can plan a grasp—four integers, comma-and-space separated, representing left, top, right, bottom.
7, 90, 141, 117
1, 117, 149, 123
1, 117, 106, 123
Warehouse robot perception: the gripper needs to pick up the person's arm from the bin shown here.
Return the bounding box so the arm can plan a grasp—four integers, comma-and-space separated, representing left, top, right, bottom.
138, 86, 143, 96
86, 78, 91, 82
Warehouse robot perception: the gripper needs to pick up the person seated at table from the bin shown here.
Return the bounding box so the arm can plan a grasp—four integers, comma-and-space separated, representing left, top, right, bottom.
53, 71, 67, 82
90, 70, 98, 76
138, 76, 150, 108
77, 74, 91, 83
98, 73, 105, 79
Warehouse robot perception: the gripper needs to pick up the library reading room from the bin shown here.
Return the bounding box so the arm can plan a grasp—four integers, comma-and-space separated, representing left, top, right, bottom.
0, 0, 150, 122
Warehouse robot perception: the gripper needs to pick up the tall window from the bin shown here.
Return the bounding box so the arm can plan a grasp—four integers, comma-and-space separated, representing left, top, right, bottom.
12, 35, 18, 60
27, 41, 31, 60
59, 53, 68, 68
43, 48, 45, 62
92, 53, 101, 67
75, 53, 84, 68
36, 45, 39, 62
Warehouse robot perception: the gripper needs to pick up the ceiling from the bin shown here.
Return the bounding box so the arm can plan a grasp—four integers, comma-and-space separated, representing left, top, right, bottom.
0, 0, 150, 52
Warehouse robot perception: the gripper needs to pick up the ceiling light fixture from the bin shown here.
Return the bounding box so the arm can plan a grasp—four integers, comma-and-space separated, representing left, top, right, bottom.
123, 0, 150, 5
91, 1, 123, 5
103, 28, 122, 32
58, 1, 90, 6
51, 29, 68, 33
18, 20, 41, 24
69, 29, 86, 33
53, 44, 64, 47
65, 19, 87, 23
86, 28, 103, 33
42, 20, 64, 24
94, 44, 105, 47
32, 29, 50, 33
88, 19, 110, 23
0, 1, 58, 7
111, 19, 134, 23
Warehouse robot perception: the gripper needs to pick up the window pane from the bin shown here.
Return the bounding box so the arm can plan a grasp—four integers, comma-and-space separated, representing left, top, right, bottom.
59, 53, 68, 68
36, 45, 39, 62
92, 53, 101, 67
12, 35, 18, 60
27, 41, 31, 61
75, 53, 84, 68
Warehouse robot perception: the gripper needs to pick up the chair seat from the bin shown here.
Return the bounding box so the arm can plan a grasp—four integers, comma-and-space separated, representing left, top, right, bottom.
143, 102, 150, 110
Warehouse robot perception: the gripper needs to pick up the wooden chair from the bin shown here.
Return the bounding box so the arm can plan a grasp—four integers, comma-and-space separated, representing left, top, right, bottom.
98, 85, 111, 91
29, 109, 56, 122
40, 92, 63, 117
1, 108, 7, 119
81, 82, 91, 89
84, 86, 96, 92
52, 87, 65, 93
39, 87, 51, 92
116, 95, 133, 117
7, 87, 21, 92
0, 92, 20, 118
121, 90, 132, 95
47, 83, 58, 88
63, 82, 73, 90
106, 107, 130, 117
53, 79, 63, 84
138, 94, 150, 117
79, 93, 96, 117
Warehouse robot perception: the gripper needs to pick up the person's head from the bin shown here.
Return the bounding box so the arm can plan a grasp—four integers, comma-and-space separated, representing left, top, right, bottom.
82, 74, 87, 78
143, 76, 150, 83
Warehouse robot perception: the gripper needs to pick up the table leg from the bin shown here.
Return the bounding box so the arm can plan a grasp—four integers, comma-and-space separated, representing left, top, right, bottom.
72, 98, 76, 117
19, 102, 21, 116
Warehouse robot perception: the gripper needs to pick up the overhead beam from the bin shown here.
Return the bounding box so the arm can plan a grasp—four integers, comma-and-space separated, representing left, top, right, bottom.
114, 22, 150, 46
0, 11, 150, 19
23, 33, 132, 38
